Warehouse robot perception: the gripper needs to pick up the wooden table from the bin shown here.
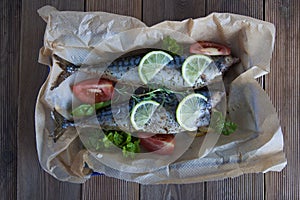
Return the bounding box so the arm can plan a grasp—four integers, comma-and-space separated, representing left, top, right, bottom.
1, 0, 299, 199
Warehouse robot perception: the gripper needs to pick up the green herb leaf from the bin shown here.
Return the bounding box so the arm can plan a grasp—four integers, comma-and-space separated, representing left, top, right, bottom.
71, 104, 95, 117
162, 36, 183, 55
113, 131, 124, 146
122, 140, 140, 158
95, 101, 111, 110
84, 129, 141, 157
211, 110, 237, 135
101, 130, 141, 158
222, 121, 238, 135
103, 132, 114, 148
71, 101, 111, 117
210, 110, 226, 133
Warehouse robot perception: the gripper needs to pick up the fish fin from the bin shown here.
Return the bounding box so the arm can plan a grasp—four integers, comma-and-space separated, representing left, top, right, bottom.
53, 54, 75, 70
50, 109, 73, 142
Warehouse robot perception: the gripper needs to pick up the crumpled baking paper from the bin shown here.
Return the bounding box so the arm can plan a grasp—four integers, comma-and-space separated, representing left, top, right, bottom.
35, 5, 286, 184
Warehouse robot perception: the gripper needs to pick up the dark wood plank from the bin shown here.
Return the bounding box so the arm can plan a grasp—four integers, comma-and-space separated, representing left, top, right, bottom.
140, 184, 205, 200
0, 0, 21, 199
141, 1, 206, 199
143, 0, 206, 26
82, 176, 139, 200
17, 1, 84, 200
86, 0, 142, 19
206, 174, 264, 200
205, 0, 265, 199
206, 0, 263, 16
81, 1, 142, 199
265, 0, 300, 199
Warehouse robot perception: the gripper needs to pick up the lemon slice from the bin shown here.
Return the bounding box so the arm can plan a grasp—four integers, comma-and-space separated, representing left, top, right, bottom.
130, 100, 160, 130
176, 93, 208, 131
182, 55, 213, 86
138, 51, 173, 84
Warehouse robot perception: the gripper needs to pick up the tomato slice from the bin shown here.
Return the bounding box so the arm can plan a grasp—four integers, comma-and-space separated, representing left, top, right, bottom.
138, 133, 175, 155
190, 41, 231, 56
72, 79, 114, 104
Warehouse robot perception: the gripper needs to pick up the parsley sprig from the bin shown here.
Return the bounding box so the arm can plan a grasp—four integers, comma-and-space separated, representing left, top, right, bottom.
162, 36, 183, 55
222, 121, 238, 135
210, 110, 238, 135
86, 130, 140, 158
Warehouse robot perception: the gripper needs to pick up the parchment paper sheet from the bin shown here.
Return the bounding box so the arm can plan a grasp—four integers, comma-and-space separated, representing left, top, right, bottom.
35, 5, 286, 184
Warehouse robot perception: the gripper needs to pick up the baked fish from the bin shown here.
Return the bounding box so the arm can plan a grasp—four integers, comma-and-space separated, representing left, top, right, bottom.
50, 88, 223, 142
53, 51, 239, 90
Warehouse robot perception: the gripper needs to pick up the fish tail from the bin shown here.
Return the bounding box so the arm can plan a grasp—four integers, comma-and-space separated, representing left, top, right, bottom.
50, 109, 73, 142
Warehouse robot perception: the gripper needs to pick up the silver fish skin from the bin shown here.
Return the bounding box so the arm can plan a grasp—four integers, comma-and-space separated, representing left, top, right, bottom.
81, 54, 239, 90
51, 89, 221, 141
101, 55, 238, 79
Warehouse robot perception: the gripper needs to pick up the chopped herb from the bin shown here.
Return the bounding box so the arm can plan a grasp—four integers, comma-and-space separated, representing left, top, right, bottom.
162, 36, 183, 55
103, 132, 114, 148
211, 110, 237, 135
222, 121, 238, 135
122, 140, 140, 158
89, 130, 140, 158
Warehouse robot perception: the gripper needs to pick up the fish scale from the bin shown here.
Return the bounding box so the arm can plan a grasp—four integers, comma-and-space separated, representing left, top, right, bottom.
51, 88, 213, 141
54, 52, 239, 90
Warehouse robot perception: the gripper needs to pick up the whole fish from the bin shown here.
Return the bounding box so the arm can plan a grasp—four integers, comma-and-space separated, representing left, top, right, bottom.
50, 88, 223, 142
53, 51, 239, 90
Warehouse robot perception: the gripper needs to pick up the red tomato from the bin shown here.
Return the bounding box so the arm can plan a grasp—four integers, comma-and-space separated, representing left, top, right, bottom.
190, 41, 231, 56
138, 133, 175, 155
72, 79, 114, 104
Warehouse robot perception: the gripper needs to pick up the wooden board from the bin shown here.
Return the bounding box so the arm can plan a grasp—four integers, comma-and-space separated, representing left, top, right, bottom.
265, 0, 300, 199
3, 0, 298, 199
82, 176, 139, 200
17, 1, 84, 199
143, 0, 205, 26
0, 1, 21, 200
86, 0, 142, 19
140, 184, 206, 200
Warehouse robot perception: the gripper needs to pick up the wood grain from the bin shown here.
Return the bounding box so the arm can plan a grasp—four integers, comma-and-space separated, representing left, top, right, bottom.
141, 1, 206, 199
206, 0, 263, 17
140, 184, 205, 200
206, 174, 264, 200
86, 0, 142, 19
82, 176, 139, 200
17, 1, 84, 200
143, 0, 206, 26
0, 0, 21, 199
265, 0, 300, 199
81, 1, 142, 199
205, 1, 265, 199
